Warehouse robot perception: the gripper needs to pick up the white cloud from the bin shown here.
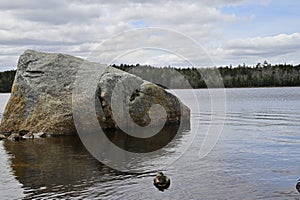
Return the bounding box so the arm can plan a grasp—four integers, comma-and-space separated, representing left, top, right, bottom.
211, 33, 300, 65
0, 0, 299, 70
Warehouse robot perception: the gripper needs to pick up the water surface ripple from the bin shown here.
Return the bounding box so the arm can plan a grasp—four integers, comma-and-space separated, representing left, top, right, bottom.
0, 88, 300, 199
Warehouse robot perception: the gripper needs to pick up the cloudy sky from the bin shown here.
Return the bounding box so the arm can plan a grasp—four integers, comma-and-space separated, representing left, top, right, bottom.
0, 0, 299, 71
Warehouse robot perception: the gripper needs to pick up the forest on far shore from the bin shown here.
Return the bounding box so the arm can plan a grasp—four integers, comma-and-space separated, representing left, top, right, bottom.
114, 62, 300, 89
1, 62, 300, 92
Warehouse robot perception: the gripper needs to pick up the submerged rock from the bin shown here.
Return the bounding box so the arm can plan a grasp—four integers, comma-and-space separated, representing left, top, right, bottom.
0, 50, 190, 136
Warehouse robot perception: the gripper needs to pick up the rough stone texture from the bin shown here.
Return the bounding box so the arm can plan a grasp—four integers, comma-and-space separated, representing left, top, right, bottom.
0, 50, 82, 135
0, 50, 190, 135
95, 67, 190, 129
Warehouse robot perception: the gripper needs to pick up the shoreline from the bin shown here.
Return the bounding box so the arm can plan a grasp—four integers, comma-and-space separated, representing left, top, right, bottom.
1, 85, 300, 94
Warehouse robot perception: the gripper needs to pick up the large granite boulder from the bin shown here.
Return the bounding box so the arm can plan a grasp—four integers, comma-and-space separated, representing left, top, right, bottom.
0, 50, 190, 136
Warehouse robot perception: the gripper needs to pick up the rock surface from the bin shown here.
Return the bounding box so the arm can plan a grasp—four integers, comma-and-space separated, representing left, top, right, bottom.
0, 50, 190, 136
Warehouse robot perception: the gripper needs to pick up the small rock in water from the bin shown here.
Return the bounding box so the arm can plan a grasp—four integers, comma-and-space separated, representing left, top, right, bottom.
23, 133, 34, 139
8, 133, 23, 141
33, 132, 46, 138
22, 132, 47, 139
0, 134, 6, 140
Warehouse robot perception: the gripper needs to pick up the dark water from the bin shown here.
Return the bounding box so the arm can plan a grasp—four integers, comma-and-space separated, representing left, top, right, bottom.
1, 88, 300, 199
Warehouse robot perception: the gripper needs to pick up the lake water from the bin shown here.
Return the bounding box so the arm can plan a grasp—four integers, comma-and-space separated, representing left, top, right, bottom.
0, 88, 300, 199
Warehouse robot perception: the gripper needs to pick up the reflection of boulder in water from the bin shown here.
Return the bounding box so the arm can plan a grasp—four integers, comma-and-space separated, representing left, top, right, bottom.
105, 121, 190, 153
3, 123, 190, 198
3, 137, 124, 198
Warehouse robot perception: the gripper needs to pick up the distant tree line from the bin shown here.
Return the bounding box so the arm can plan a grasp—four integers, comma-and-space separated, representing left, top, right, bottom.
112, 62, 300, 89
0, 62, 300, 92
